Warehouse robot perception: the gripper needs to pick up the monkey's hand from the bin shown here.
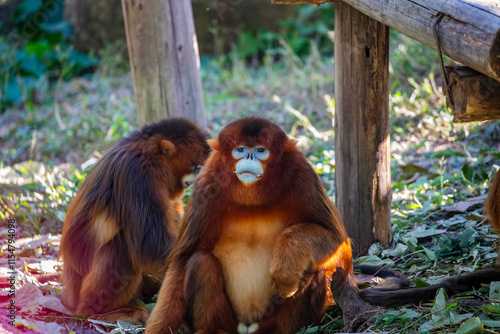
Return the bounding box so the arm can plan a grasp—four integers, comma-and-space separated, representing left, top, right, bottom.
270, 240, 313, 298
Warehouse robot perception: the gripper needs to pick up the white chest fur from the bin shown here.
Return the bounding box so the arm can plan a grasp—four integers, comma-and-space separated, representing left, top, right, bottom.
213, 217, 284, 323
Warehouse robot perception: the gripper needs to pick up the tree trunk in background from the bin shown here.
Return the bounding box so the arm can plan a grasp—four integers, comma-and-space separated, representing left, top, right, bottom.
63, 0, 296, 55
122, 0, 207, 127
63, 0, 125, 52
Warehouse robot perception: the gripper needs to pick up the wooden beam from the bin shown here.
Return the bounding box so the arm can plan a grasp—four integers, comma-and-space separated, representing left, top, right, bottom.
121, 0, 207, 127
272, 0, 500, 82
447, 66, 500, 122
334, 2, 392, 255
273, 0, 327, 4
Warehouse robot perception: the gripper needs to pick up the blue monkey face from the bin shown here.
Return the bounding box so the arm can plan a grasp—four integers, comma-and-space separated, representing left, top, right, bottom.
232, 146, 269, 184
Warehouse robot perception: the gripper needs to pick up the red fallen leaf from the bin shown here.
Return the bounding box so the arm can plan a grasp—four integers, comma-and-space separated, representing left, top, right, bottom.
0, 273, 60, 289
14, 284, 43, 313
38, 296, 71, 315
0, 308, 45, 333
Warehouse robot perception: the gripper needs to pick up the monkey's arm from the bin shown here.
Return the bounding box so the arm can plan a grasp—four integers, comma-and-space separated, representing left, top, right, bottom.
109, 159, 173, 267
270, 223, 350, 297
145, 198, 208, 334
60, 215, 97, 275
145, 263, 186, 334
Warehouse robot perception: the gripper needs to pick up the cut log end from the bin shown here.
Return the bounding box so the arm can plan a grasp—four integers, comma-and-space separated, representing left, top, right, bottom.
447, 66, 500, 123
271, 0, 326, 5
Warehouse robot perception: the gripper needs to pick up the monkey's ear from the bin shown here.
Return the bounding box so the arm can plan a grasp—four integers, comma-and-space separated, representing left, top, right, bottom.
284, 139, 298, 152
207, 139, 220, 151
160, 140, 177, 155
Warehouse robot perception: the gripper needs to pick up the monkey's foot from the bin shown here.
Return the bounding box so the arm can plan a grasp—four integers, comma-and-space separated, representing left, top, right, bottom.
237, 322, 259, 334
331, 268, 383, 332
88, 305, 149, 324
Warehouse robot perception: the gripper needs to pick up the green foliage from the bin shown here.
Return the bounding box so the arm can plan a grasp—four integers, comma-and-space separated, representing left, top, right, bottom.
0, 161, 86, 235
456, 317, 484, 334
0, 0, 97, 110
229, 4, 335, 60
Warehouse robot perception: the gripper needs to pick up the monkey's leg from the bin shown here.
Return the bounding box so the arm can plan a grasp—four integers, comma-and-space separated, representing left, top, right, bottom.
185, 252, 238, 333
61, 266, 84, 311
60, 217, 96, 310
256, 272, 326, 334
76, 234, 148, 323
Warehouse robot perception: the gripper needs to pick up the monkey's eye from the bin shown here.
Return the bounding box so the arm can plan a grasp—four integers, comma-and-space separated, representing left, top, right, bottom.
254, 147, 269, 160
190, 164, 203, 174
232, 147, 247, 160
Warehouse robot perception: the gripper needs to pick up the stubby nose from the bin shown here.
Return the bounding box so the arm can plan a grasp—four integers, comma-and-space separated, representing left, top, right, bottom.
246, 152, 255, 160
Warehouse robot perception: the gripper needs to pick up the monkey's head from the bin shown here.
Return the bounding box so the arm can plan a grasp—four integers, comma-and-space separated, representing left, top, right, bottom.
207, 117, 297, 205
138, 118, 211, 195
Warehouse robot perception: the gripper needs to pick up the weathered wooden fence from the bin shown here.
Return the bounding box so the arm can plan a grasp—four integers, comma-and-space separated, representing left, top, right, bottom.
273, 0, 500, 254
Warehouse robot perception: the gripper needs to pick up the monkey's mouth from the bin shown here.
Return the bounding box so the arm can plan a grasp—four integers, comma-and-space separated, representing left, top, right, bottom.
182, 173, 197, 188
233, 171, 262, 179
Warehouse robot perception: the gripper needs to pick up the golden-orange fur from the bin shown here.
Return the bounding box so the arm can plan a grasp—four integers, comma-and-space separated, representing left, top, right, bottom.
485, 169, 500, 232
59, 118, 210, 323
145, 117, 355, 334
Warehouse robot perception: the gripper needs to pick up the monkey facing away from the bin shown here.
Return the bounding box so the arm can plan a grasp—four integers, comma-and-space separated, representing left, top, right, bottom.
59, 118, 211, 322
145, 117, 355, 334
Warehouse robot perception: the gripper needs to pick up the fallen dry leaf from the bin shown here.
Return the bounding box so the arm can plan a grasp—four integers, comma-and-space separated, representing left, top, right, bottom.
444, 195, 488, 213
15, 284, 43, 313
38, 296, 71, 315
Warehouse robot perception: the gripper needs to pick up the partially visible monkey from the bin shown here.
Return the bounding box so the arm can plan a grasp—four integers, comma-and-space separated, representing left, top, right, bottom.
485, 169, 500, 232
145, 117, 355, 334
59, 118, 211, 322
359, 169, 500, 308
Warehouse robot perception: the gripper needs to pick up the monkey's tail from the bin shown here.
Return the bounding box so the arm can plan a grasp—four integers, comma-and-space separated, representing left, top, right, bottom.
354, 265, 410, 290
359, 268, 500, 307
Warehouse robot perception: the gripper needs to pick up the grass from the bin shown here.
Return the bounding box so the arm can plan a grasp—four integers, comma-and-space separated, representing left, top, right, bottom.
1, 29, 500, 333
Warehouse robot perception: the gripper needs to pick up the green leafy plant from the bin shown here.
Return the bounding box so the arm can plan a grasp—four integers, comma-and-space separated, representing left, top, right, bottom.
0, 0, 98, 110
227, 4, 335, 61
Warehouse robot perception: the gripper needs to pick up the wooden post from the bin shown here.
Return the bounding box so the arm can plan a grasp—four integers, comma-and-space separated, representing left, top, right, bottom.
121, 0, 207, 128
334, 2, 391, 255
